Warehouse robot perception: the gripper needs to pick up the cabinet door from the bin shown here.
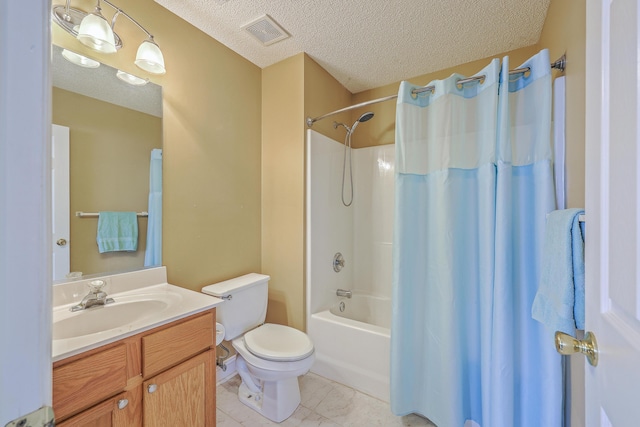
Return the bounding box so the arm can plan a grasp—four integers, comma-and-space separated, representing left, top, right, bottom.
143, 350, 215, 427
57, 393, 129, 427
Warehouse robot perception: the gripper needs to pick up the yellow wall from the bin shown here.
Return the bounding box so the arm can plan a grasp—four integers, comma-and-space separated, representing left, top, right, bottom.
261, 54, 305, 328
52, 0, 262, 291
304, 56, 353, 141
52, 87, 161, 276
261, 54, 352, 330
538, 0, 586, 210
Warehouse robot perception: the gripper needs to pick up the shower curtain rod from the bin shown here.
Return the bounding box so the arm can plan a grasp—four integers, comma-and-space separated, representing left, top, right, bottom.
306, 54, 566, 128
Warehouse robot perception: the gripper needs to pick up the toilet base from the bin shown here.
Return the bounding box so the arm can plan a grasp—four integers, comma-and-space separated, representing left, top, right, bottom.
237, 376, 301, 423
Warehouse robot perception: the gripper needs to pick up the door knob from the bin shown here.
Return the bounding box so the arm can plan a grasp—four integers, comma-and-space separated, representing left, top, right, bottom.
555, 331, 598, 366
56, 238, 67, 246
147, 384, 157, 393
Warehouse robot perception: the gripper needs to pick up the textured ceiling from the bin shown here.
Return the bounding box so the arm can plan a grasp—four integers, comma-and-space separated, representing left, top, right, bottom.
155, 0, 551, 94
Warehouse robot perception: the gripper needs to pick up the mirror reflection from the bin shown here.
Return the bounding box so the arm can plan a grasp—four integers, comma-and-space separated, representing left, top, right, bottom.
52, 44, 163, 280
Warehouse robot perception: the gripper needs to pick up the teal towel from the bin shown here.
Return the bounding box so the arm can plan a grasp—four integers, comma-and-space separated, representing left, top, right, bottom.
97, 211, 139, 253
532, 208, 585, 334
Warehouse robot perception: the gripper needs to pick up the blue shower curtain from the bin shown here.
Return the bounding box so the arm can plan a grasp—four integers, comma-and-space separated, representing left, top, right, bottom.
144, 148, 162, 267
391, 50, 562, 427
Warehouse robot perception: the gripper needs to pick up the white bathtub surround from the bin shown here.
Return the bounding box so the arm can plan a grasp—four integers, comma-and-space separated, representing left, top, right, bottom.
306, 130, 395, 402
216, 372, 435, 427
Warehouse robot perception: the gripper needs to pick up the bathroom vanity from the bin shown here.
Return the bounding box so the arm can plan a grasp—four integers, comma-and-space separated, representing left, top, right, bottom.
52, 267, 223, 426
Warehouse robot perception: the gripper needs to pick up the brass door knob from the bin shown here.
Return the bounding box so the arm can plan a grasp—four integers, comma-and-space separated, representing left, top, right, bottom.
56, 238, 67, 247
555, 331, 598, 366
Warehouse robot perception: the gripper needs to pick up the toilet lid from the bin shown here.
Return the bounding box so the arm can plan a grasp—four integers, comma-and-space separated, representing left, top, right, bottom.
243, 323, 314, 362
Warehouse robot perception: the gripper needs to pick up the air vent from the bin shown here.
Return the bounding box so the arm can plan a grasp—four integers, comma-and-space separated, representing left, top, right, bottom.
242, 15, 290, 46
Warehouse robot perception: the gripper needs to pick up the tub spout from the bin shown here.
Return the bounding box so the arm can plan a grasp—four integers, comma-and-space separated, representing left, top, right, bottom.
336, 289, 352, 298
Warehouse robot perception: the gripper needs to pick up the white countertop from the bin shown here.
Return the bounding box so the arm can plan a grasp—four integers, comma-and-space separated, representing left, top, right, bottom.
52, 267, 224, 362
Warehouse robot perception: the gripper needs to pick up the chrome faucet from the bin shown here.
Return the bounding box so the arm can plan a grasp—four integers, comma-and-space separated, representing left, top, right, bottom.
336, 289, 352, 298
70, 280, 115, 312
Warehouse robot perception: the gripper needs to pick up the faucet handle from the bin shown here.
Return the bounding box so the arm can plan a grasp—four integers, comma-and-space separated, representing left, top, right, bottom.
87, 279, 106, 293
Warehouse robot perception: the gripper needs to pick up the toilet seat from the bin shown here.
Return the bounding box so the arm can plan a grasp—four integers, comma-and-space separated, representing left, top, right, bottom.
243, 323, 314, 362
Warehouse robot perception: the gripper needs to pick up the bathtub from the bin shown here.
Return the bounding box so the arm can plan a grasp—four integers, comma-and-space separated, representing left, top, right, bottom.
308, 294, 391, 402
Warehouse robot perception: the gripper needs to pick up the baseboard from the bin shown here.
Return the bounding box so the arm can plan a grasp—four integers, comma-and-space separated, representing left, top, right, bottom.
216, 354, 237, 385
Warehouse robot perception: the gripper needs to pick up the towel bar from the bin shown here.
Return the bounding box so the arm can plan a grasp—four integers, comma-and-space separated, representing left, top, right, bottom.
546, 213, 586, 223
75, 211, 148, 218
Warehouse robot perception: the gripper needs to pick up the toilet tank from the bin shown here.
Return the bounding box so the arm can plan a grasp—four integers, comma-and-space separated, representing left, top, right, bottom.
202, 273, 270, 341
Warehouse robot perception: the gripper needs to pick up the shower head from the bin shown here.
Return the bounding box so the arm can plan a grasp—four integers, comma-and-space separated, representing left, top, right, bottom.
350, 111, 374, 133
334, 112, 375, 135
358, 112, 375, 123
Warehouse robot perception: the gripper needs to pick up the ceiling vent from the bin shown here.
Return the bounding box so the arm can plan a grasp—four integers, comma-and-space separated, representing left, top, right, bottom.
242, 15, 290, 46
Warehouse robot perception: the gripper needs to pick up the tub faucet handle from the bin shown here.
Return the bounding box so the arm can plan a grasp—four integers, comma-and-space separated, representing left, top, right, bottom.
333, 253, 345, 272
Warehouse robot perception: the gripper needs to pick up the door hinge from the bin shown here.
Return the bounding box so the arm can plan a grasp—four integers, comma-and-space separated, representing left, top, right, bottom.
4, 406, 54, 427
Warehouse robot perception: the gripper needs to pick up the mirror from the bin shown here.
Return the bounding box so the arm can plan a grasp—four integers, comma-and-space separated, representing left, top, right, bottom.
52, 44, 163, 279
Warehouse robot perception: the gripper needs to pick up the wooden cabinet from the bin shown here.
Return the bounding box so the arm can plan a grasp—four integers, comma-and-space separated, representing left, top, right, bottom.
53, 309, 216, 426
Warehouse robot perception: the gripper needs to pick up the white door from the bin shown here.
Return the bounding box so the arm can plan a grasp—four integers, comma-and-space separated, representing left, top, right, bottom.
584, 0, 640, 425
52, 124, 70, 280
0, 1, 52, 425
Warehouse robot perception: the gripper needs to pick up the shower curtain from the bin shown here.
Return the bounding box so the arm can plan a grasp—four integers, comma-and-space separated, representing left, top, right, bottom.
144, 148, 162, 267
391, 50, 562, 427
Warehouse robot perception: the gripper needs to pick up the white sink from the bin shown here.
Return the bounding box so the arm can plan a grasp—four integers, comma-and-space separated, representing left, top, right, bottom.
53, 298, 170, 340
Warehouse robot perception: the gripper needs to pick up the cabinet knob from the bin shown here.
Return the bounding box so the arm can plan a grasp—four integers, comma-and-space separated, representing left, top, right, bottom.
117, 399, 128, 410
147, 384, 158, 393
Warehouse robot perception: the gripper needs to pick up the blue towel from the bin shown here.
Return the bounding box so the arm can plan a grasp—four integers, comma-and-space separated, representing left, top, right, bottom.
532, 208, 585, 334
96, 211, 139, 253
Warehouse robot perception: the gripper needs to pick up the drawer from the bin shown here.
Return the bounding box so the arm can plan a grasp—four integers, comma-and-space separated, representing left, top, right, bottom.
53, 344, 128, 421
142, 311, 214, 378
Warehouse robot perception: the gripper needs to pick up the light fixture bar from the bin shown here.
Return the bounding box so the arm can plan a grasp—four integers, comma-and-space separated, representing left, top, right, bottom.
102, 0, 154, 39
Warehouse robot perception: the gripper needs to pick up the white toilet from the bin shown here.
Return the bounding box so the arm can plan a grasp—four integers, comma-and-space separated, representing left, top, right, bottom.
202, 273, 315, 423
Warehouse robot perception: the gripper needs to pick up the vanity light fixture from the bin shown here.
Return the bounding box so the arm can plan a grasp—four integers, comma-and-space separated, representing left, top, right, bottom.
52, 0, 166, 75
61, 49, 100, 68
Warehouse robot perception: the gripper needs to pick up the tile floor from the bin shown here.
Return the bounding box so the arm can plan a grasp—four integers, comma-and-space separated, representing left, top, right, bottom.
217, 372, 436, 426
